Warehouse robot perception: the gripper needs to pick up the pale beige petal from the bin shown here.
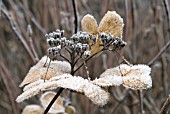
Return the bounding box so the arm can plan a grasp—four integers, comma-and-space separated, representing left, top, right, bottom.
83, 82, 110, 106
99, 11, 124, 38
16, 80, 58, 103
92, 76, 123, 87
123, 75, 152, 90
81, 14, 99, 35
22, 105, 44, 114
23, 79, 44, 91
40, 91, 65, 113
20, 56, 71, 87
100, 64, 151, 78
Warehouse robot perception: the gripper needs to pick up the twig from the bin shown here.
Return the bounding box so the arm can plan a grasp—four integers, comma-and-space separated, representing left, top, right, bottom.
27, 25, 39, 61
43, 88, 64, 114
148, 40, 170, 66
1, 3, 36, 63
163, 0, 170, 31
73, 49, 104, 74
138, 90, 145, 114
72, 0, 78, 34
60, 53, 71, 63
160, 95, 170, 114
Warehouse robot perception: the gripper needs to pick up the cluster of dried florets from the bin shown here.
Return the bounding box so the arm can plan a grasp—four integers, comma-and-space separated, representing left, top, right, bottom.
46, 11, 127, 61
21, 91, 75, 114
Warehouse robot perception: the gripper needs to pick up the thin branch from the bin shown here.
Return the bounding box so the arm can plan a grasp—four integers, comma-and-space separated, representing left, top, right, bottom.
72, 0, 78, 34
160, 95, 170, 114
43, 88, 64, 114
73, 49, 104, 74
60, 53, 71, 63
148, 40, 170, 66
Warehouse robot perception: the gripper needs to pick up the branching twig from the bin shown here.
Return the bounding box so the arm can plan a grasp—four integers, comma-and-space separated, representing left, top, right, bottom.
148, 40, 170, 66
73, 49, 104, 74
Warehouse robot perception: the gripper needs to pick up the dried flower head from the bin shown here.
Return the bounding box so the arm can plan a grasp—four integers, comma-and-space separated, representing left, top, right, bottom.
19, 56, 71, 87
81, 11, 125, 57
40, 91, 65, 113
99, 64, 152, 89
21, 105, 44, 114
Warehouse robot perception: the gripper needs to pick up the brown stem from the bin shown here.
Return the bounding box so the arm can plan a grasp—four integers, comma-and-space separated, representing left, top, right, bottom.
160, 96, 170, 114
148, 40, 170, 66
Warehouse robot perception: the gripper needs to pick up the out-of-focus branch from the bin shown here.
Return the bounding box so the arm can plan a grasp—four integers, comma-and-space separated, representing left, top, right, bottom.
163, 0, 170, 31
138, 90, 145, 114
160, 95, 170, 114
1, 2, 36, 63
0, 62, 19, 114
27, 25, 39, 61
148, 40, 170, 66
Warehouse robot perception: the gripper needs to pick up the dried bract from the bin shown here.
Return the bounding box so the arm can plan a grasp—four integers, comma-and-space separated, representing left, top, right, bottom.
81, 14, 98, 35
19, 56, 71, 87
40, 91, 65, 113
99, 11, 124, 38
21, 105, 44, 114
92, 76, 123, 87
99, 64, 152, 89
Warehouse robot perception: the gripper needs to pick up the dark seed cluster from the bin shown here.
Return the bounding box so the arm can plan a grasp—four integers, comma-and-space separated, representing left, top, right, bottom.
99, 32, 127, 50
46, 29, 126, 60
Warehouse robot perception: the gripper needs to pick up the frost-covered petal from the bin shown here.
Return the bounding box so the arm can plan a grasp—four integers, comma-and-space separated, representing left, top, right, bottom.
23, 79, 44, 91
40, 91, 65, 113
83, 82, 110, 106
92, 76, 123, 87
123, 75, 152, 90
99, 11, 124, 38
21, 105, 44, 114
16, 80, 58, 103
81, 14, 98, 35
100, 64, 151, 78
20, 56, 71, 87
55, 76, 87, 93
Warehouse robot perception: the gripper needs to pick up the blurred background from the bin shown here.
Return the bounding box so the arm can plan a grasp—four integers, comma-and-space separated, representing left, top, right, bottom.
0, 0, 170, 114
